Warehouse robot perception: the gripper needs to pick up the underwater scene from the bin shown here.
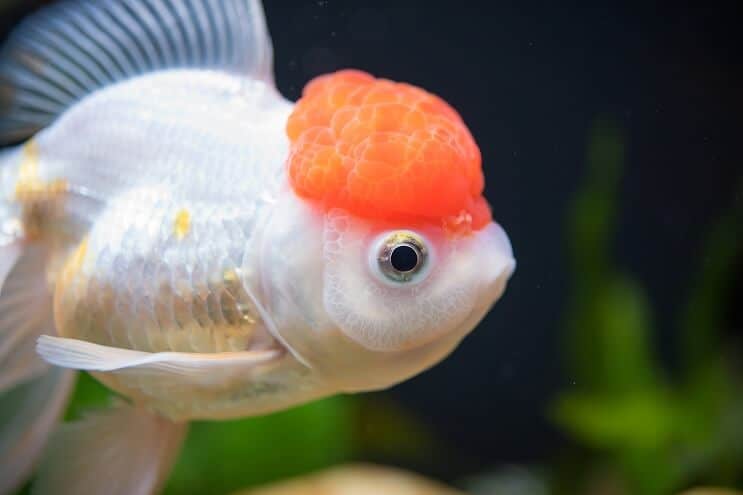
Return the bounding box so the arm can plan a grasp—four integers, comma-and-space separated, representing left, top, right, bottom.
0, 1, 740, 494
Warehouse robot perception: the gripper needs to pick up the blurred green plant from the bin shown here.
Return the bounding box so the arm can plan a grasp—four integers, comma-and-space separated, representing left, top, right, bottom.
552, 119, 743, 495
165, 396, 355, 495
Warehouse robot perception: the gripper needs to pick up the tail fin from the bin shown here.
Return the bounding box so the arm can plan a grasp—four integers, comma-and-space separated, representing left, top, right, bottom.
0, 242, 76, 494
0, 241, 20, 294
0, 367, 74, 495
32, 403, 187, 495
0, 245, 55, 392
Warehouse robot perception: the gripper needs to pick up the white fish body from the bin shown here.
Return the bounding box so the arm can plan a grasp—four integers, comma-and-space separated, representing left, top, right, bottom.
16, 70, 329, 419
0, 1, 515, 493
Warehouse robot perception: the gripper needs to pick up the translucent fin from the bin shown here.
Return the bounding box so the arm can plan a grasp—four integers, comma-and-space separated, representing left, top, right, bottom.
37, 335, 282, 387
0, 367, 75, 495
0, 242, 21, 290
0, 0, 274, 143
0, 245, 54, 393
32, 403, 187, 495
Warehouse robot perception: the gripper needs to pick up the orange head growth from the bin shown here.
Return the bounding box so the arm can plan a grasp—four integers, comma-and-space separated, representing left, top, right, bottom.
286, 70, 491, 233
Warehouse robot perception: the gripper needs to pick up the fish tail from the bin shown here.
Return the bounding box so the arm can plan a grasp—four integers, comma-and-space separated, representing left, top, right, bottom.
0, 228, 77, 493
32, 403, 188, 495
0, 367, 75, 495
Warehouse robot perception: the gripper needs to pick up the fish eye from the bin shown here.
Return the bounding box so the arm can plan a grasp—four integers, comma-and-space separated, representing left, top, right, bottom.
374, 231, 429, 284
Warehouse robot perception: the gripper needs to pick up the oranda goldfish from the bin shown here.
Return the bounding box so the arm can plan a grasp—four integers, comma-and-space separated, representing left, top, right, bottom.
0, 1, 515, 493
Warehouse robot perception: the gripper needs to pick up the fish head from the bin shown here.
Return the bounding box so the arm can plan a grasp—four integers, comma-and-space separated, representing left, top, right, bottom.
258, 70, 515, 392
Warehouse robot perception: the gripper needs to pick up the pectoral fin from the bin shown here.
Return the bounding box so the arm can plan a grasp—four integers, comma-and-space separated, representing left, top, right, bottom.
37, 334, 282, 387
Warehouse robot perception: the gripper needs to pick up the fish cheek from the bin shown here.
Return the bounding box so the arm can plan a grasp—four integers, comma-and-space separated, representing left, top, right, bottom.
321, 209, 478, 353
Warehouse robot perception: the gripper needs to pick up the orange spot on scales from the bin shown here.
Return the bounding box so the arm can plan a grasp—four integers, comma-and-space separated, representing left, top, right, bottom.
286, 70, 491, 233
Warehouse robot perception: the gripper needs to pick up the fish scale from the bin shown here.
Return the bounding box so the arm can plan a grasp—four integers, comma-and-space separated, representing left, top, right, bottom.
55, 190, 271, 354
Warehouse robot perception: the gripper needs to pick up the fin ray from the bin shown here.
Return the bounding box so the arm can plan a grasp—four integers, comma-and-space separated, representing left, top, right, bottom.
167, 0, 201, 67
27, 25, 99, 95
63, 5, 131, 80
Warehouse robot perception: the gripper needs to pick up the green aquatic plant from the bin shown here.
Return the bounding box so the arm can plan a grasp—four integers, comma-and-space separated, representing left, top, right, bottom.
553, 119, 743, 495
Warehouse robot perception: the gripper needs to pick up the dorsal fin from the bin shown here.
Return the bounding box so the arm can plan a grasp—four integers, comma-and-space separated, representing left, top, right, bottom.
0, 0, 273, 143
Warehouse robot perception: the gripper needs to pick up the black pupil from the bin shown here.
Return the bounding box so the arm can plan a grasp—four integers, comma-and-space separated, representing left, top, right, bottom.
390, 244, 419, 272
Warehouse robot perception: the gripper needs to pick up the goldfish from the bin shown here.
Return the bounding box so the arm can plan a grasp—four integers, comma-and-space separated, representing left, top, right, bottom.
0, 0, 515, 493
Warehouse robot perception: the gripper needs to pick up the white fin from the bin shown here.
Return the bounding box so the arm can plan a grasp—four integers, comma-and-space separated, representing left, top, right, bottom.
38, 335, 282, 387
0, 242, 21, 290
0, 0, 274, 143
0, 245, 55, 393
32, 403, 187, 495
0, 367, 75, 495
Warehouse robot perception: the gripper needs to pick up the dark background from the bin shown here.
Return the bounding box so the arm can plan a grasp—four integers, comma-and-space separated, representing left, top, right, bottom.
262, 1, 741, 473
264, 1, 743, 475
2, 0, 741, 483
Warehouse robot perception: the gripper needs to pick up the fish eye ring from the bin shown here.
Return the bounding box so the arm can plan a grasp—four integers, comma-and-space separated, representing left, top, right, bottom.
374, 231, 429, 284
